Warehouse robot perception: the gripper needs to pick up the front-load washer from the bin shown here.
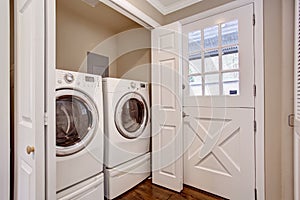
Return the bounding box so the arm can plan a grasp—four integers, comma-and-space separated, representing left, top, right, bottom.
102, 78, 150, 169
56, 70, 104, 192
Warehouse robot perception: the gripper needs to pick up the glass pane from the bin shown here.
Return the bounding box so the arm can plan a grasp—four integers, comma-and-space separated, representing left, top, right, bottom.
56, 96, 93, 147
121, 98, 145, 133
223, 72, 240, 95
205, 74, 219, 96
189, 75, 203, 96
221, 20, 238, 46
204, 25, 218, 49
188, 30, 201, 55
189, 58, 202, 74
205, 50, 219, 72
222, 46, 239, 70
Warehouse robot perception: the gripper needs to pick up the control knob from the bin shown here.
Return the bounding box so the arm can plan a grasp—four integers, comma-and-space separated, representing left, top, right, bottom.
64, 73, 74, 83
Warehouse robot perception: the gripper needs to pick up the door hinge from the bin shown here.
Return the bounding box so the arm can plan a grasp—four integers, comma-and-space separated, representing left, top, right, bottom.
44, 112, 48, 126
253, 84, 257, 97
253, 14, 256, 26
254, 120, 257, 132
255, 188, 258, 200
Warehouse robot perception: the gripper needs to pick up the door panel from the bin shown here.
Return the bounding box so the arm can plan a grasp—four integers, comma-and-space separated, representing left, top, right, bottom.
15, 0, 45, 199
152, 22, 183, 192
182, 4, 255, 199
183, 107, 255, 199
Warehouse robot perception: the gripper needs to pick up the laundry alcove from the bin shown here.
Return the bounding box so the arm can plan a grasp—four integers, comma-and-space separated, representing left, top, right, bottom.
56, 0, 152, 83
13, 0, 265, 199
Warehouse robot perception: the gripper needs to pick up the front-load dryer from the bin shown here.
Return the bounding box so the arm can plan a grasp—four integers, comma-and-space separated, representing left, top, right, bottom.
102, 78, 150, 169
56, 70, 104, 192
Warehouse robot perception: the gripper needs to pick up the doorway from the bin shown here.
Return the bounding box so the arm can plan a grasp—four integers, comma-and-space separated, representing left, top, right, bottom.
182, 4, 256, 199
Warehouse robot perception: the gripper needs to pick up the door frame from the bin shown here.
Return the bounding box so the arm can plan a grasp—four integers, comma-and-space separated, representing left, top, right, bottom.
110, 0, 264, 199
0, 0, 10, 199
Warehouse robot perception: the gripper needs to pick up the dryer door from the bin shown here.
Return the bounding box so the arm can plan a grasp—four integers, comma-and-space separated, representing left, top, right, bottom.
56, 89, 99, 156
115, 93, 148, 139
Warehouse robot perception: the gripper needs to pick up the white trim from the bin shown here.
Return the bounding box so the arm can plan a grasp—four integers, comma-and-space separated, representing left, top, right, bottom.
180, 0, 257, 25
45, 0, 56, 199
100, 0, 161, 29
179, 1, 265, 199
0, 0, 10, 199
253, 1, 265, 199
146, 0, 203, 15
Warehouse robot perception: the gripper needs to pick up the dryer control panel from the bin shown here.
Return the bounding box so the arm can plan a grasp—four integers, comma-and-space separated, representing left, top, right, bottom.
128, 81, 148, 91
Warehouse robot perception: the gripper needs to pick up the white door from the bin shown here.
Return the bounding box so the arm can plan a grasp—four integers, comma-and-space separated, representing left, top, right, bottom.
0, 0, 10, 199
294, 0, 300, 199
15, 0, 45, 199
182, 4, 255, 199
151, 22, 183, 192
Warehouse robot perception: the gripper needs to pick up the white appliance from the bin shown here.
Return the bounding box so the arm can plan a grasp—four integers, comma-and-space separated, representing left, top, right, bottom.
57, 174, 104, 200
102, 78, 151, 199
56, 70, 104, 194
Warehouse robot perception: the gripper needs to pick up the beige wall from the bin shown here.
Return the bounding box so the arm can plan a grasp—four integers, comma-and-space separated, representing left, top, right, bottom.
280, 0, 294, 199
264, 0, 283, 199
56, 0, 141, 74
264, 0, 294, 199
116, 49, 151, 82
114, 28, 151, 82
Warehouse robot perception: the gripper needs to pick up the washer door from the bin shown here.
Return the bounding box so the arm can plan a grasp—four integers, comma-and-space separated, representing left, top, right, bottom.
56, 89, 99, 156
115, 92, 148, 139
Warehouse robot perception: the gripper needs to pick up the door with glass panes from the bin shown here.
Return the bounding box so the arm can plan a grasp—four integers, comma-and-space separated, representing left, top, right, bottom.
182, 4, 256, 199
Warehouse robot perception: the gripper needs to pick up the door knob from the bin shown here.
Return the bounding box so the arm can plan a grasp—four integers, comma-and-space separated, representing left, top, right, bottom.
26, 146, 35, 155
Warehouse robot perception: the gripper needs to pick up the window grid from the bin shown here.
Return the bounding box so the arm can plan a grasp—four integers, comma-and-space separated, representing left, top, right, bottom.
188, 20, 240, 96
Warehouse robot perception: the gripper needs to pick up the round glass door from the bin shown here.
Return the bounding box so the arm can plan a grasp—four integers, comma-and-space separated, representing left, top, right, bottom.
115, 93, 148, 139
56, 89, 98, 156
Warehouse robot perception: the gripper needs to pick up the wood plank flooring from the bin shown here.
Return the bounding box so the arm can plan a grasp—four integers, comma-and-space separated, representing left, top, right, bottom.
116, 179, 226, 200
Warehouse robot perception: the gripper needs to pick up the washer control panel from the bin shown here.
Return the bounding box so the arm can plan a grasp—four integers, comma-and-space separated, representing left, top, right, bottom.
56, 70, 100, 89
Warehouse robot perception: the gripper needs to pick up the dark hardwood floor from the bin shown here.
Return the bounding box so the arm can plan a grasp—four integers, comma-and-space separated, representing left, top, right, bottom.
116, 179, 226, 200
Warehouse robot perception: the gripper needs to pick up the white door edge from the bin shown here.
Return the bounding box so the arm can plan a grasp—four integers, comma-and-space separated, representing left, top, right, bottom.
45, 0, 56, 199
0, 0, 10, 199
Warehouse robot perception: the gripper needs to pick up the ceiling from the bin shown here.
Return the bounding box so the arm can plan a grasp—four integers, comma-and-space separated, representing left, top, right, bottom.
147, 0, 203, 15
